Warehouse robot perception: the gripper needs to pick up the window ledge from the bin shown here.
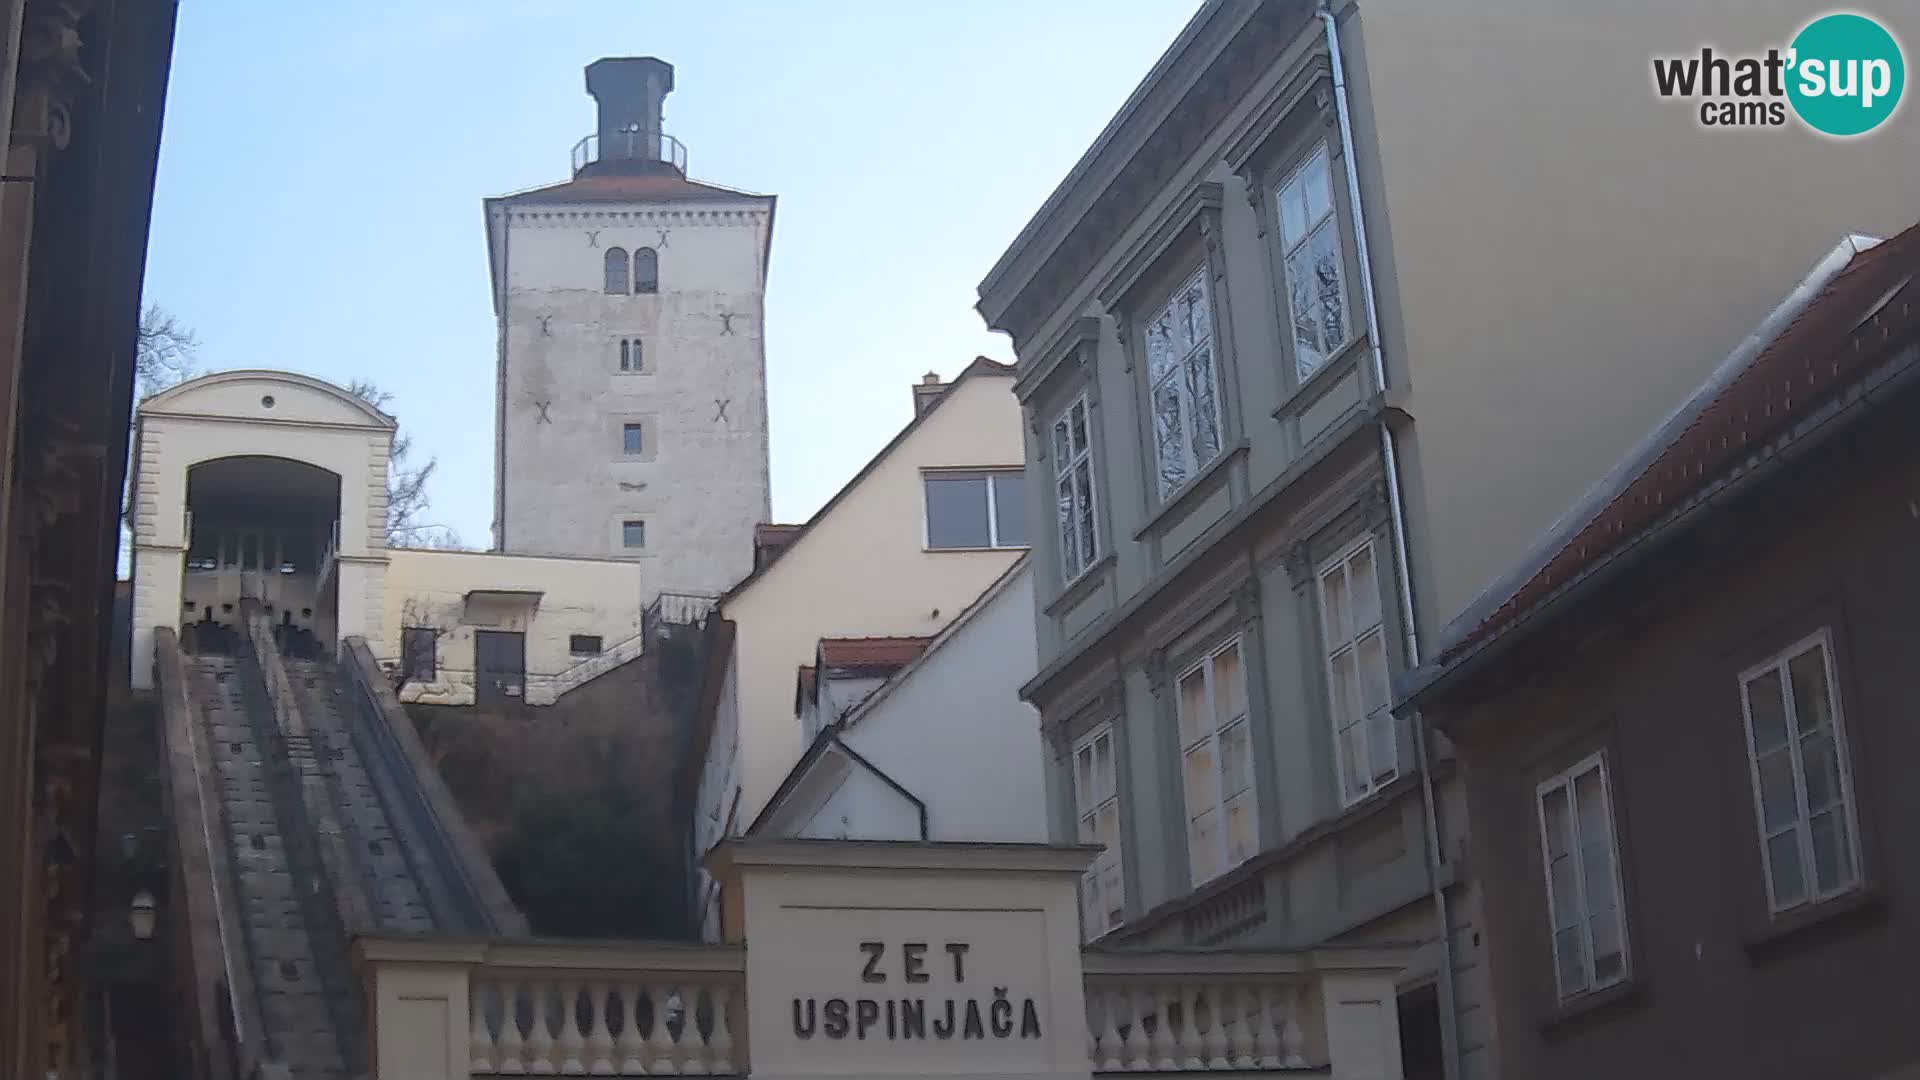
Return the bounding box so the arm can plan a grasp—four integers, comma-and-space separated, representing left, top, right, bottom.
923, 545, 1030, 555
1133, 441, 1249, 543
1271, 336, 1368, 421
1045, 553, 1117, 617
1537, 978, 1645, 1041
1742, 883, 1885, 964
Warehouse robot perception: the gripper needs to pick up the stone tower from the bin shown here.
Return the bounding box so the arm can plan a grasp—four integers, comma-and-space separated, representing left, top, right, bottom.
484, 57, 774, 602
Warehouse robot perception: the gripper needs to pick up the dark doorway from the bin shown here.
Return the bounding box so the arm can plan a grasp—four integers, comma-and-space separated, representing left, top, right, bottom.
1398, 983, 1444, 1080
474, 630, 526, 705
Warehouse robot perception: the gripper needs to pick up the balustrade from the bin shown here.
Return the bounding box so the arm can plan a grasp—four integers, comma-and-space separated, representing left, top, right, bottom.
469, 975, 739, 1076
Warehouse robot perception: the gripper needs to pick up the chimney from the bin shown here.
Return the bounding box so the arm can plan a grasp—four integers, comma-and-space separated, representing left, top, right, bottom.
581, 57, 679, 177
912, 371, 946, 417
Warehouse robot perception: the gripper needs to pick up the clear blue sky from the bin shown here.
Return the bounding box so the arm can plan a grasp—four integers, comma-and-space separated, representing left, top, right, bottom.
143, 1, 1201, 545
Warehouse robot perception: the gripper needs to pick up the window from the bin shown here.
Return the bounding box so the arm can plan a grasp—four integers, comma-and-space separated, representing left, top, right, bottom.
619, 338, 643, 372
623, 423, 644, 456
1144, 266, 1223, 498
1275, 144, 1350, 381
924, 470, 1027, 550
1052, 394, 1100, 583
622, 520, 646, 549
1073, 724, 1125, 939
569, 634, 603, 656
1176, 639, 1255, 885
1319, 538, 1395, 805
634, 247, 659, 293
1535, 753, 1629, 1000
604, 247, 630, 294
1738, 630, 1861, 914
401, 627, 436, 682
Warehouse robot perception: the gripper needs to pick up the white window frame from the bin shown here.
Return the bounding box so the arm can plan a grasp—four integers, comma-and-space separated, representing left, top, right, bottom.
1274, 142, 1352, 382
1142, 265, 1225, 500
1534, 751, 1631, 1002
1317, 536, 1397, 806
1737, 628, 1863, 915
922, 469, 1027, 551
1051, 392, 1100, 585
1071, 723, 1125, 940
1174, 637, 1256, 887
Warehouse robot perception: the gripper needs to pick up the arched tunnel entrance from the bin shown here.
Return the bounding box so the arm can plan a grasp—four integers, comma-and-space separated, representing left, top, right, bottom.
180, 455, 341, 658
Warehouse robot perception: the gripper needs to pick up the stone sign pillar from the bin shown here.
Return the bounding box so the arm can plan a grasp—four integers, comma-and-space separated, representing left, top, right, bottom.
707, 839, 1100, 1080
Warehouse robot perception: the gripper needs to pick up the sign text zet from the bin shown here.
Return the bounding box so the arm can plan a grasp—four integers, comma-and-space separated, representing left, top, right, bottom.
792, 941, 1044, 1043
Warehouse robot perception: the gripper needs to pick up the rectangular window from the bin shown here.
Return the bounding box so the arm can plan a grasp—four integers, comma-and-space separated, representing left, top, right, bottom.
619, 338, 643, 372
1276, 143, 1350, 381
1536, 753, 1629, 1000
924, 470, 1027, 550
622, 423, 644, 456
1738, 630, 1861, 914
1319, 537, 1396, 805
1144, 266, 1224, 498
622, 520, 646, 549
1073, 723, 1125, 940
401, 626, 436, 682
569, 634, 603, 656
1051, 394, 1100, 583
1176, 638, 1256, 886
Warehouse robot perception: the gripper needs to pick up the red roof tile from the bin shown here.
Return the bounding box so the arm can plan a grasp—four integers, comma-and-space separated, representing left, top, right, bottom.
498, 172, 766, 206
1445, 223, 1920, 660
816, 636, 935, 669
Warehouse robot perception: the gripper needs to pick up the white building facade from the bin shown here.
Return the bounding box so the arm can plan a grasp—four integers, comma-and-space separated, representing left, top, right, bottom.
485, 57, 774, 602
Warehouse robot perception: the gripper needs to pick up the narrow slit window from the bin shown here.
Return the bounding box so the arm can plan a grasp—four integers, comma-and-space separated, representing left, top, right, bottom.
623, 423, 644, 456
619, 338, 643, 372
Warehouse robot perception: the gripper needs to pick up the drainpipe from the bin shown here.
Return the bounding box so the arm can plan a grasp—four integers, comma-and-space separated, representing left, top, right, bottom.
1318, 5, 1461, 1079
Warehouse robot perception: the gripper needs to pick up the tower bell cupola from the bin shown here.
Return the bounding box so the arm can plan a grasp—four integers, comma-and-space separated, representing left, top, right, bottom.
574, 56, 686, 179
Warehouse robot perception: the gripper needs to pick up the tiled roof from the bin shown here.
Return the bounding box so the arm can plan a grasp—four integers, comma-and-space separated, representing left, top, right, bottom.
1442, 222, 1920, 662
816, 636, 935, 669
755, 523, 803, 546
496, 172, 767, 206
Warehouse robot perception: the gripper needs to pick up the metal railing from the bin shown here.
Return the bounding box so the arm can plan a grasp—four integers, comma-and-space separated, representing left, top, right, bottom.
571, 129, 688, 175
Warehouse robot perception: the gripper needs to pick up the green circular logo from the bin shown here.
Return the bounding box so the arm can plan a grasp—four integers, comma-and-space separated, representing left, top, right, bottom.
1787, 13, 1906, 136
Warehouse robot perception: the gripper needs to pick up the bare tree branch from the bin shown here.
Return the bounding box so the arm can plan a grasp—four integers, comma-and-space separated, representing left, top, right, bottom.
344, 378, 463, 549
135, 304, 198, 399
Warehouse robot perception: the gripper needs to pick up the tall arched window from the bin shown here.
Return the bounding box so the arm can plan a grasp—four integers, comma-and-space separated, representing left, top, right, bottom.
604, 247, 630, 294
634, 247, 659, 294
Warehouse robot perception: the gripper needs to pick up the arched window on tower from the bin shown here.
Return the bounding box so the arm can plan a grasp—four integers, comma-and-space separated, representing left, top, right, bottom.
604, 247, 630, 294
634, 247, 659, 294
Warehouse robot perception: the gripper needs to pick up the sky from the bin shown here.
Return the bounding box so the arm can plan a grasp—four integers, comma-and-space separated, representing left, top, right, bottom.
143, 1, 1203, 546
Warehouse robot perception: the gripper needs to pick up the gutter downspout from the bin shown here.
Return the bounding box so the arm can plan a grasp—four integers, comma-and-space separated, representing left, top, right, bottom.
1319, 6, 1461, 1079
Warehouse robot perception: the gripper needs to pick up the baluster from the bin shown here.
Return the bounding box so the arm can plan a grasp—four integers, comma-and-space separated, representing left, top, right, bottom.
1226, 985, 1256, 1070
498, 979, 528, 1075
1175, 984, 1204, 1070
615, 982, 647, 1075
708, 983, 736, 1074
1118, 985, 1146, 1071
682, 985, 711, 1076
472, 982, 498, 1074
1280, 984, 1308, 1068
555, 979, 586, 1074
1148, 984, 1176, 1070
584, 981, 615, 1075
646, 984, 679, 1074
527, 980, 557, 1074
1202, 987, 1231, 1069
1082, 991, 1100, 1069
1251, 984, 1281, 1069
1095, 988, 1123, 1071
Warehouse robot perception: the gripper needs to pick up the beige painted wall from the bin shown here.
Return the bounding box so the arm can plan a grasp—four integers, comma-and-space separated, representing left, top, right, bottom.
128, 370, 394, 688
693, 372, 1028, 934
1344, 0, 1920, 629
381, 547, 645, 706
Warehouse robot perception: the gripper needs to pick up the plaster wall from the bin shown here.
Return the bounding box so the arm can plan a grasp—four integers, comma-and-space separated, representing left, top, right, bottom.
381, 547, 645, 707
128, 371, 393, 688
492, 197, 773, 602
